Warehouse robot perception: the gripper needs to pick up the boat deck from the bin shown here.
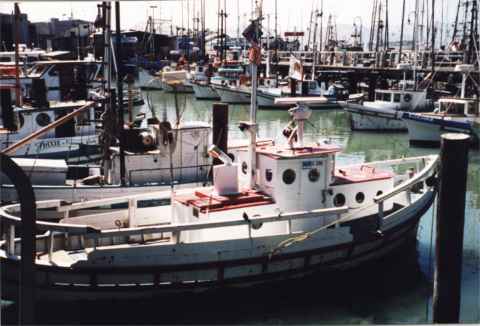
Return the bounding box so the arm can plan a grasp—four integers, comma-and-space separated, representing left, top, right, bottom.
174, 188, 274, 213
333, 166, 394, 185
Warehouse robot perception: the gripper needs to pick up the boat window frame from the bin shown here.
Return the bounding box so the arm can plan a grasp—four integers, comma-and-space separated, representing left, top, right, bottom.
467, 101, 478, 116
383, 92, 392, 102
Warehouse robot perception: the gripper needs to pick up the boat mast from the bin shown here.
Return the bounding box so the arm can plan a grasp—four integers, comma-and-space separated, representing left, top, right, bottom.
311, 7, 320, 81
115, 1, 126, 187
14, 3, 21, 107
398, 0, 406, 64
245, 0, 262, 190
431, 0, 435, 74
266, 14, 271, 78
274, 0, 278, 82
319, 0, 323, 56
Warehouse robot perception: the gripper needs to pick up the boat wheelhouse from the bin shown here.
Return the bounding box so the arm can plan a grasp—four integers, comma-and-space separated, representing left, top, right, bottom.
403, 64, 480, 147
0, 101, 99, 162
0, 59, 102, 102
341, 88, 433, 131
403, 97, 480, 147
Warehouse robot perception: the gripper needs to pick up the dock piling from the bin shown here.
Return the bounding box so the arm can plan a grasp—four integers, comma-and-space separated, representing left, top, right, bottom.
432, 133, 470, 323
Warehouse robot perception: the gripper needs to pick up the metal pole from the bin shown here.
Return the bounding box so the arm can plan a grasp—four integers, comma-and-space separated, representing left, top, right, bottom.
115, 1, 126, 187
432, 133, 470, 324
431, 0, 435, 73
398, 0, 406, 64
14, 3, 21, 107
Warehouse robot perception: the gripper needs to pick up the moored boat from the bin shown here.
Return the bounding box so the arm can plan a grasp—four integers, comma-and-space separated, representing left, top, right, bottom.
402, 65, 480, 147
0, 104, 439, 301
341, 88, 433, 131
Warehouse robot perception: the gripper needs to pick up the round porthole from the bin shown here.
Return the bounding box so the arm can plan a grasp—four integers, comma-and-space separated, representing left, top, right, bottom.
355, 192, 365, 203
265, 169, 273, 182
308, 168, 320, 182
241, 161, 248, 175
376, 191, 383, 196
36, 113, 51, 127
333, 193, 346, 207
282, 169, 296, 185
228, 153, 235, 162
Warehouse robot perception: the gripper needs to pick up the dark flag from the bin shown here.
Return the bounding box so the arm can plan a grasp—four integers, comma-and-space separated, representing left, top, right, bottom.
242, 20, 263, 44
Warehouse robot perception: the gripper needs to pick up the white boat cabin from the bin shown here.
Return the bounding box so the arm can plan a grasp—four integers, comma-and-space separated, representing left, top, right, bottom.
1, 60, 102, 102
108, 121, 211, 186
373, 89, 428, 111
211, 67, 245, 87
4, 101, 96, 141
436, 98, 479, 117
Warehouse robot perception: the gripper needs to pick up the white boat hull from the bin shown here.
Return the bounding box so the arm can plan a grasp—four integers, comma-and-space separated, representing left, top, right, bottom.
192, 83, 220, 100
403, 113, 480, 146
343, 104, 407, 131
257, 92, 277, 107
162, 81, 194, 93
213, 86, 251, 104
137, 69, 162, 90
0, 134, 100, 164
0, 189, 435, 301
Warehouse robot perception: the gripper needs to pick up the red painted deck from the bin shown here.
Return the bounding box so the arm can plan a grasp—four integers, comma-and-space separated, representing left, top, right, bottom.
174, 188, 274, 213
256, 144, 341, 160
333, 165, 394, 185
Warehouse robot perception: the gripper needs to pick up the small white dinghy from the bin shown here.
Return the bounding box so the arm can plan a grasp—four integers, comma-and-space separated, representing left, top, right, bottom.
0, 105, 439, 301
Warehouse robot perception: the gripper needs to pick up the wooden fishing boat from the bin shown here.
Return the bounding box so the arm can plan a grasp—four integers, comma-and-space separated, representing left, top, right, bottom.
0, 105, 438, 301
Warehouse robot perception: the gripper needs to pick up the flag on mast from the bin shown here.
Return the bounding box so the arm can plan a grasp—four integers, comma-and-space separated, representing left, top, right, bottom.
289, 55, 303, 80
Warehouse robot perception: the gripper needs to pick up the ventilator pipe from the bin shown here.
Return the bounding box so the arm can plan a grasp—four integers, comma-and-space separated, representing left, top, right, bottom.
208, 145, 233, 166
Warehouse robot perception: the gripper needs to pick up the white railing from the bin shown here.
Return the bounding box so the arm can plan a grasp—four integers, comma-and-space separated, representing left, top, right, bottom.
0, 155, 438, 260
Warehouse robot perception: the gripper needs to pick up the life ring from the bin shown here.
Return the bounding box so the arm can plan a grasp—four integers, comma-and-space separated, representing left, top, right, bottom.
404, 93, 412, 103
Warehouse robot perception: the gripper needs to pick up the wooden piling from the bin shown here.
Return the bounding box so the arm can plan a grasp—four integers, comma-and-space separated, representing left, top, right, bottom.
432, 133, 470, 324
212, 103, 229, 165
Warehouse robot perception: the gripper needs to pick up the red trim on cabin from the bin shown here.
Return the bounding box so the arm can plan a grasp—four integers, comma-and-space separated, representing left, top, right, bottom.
256, 144, 341, 160
333, 165, 394, 185
175, 188, 274, 213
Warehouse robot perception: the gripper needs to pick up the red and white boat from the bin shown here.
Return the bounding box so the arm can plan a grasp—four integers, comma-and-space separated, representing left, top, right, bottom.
0, 103, 438, 301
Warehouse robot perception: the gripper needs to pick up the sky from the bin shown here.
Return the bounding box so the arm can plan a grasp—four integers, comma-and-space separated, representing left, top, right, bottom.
0, 0, 458, 42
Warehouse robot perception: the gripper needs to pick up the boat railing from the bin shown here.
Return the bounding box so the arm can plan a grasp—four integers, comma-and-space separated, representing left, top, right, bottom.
0, 155, 438, 261
373, 155, 439, 225
0, 190, 349, 260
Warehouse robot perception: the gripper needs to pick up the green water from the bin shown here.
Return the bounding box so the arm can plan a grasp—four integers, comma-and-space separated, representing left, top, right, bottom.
3, 92, 479, 324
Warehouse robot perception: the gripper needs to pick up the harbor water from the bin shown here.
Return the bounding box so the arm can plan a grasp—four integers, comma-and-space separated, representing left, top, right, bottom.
3, 91, 479, 324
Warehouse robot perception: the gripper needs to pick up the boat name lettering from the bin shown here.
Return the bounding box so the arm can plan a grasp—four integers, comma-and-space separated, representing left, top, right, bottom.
302, 160, 323, 169
38, 140, 61, 150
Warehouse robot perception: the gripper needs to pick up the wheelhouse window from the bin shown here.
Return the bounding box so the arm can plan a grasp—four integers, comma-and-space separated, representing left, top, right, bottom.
393, 93, 401, 102
55, 109, 76, 138
443, 102, 466, 115
383, 93, 392, 102
76, 110, 91, 126
467, 102, 478, 115
48, 65, 59, 76
29, 64, 48, 76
